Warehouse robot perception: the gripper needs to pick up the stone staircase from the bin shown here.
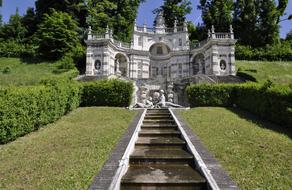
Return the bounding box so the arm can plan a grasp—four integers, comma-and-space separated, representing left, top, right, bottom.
121, 109, 207, 190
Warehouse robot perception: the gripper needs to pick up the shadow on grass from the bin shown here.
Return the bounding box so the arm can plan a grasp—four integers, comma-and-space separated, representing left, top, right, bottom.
236, 71, 257, 82
227, 107, 292, 139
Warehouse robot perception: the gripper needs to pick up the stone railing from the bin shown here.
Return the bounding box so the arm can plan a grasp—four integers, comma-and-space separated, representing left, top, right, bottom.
89, 33, 105, 40
134, 25, 187, 34
112, 39, 131, 48
214, 33, 232, 39
190, 39, 208, 49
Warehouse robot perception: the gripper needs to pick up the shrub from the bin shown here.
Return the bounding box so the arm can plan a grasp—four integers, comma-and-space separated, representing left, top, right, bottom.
186, 82, 292, 126
0, 79, 81, 144
236, 42, 292, 61
2, 66, 11, 74
186, 84, 234, 107
53, 54, 76, 74
80, 80, 134, 107
0, 40, 36, 58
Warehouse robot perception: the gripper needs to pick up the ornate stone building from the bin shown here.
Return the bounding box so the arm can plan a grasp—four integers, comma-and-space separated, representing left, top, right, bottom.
85, 12, 237, 106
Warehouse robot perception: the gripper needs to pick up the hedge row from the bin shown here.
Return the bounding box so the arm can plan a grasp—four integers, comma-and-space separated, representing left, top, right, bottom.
0, 79, 134, 144
0, 79, 81, 144
236, 43, 292, 61
186, 83, 292, 126
80, 80, 134, 107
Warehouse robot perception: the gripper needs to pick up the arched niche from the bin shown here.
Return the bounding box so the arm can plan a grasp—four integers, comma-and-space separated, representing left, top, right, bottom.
115, 53, 128, 77
149, 43, 171, 57
94, 59, 101, 70
149, 43, 171, 78
192, 53, 205, 75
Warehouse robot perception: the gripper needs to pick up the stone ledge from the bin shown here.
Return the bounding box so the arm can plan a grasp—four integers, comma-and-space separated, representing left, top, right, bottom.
172, 110, 240, 190
89, 110, 144, 190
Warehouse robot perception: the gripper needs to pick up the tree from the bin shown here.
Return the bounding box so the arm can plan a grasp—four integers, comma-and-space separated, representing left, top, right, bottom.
156, 0, 192, 28
35, 0, 87, 28
21, 8, 38, 38
233, 0, 287, 47
286, 30, 292, 41
0, 10, 27, 43
257, 0, 279, 46
233, 0, 259, 46
35, 9, 81, 60
276, 0, 288, 24
199, 0, 233, 32
86, 0, 144, 42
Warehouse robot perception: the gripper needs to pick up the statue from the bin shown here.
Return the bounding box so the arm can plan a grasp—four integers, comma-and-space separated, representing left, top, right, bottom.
156, 90, 183, 108
133, 97, 154, 108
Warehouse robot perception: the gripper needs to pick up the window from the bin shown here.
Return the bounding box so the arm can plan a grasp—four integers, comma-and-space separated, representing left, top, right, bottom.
179, 38, 182, 46
157, 46, 163, 55
179, 63, 182, 74
94, 60, 101, 70
220, 60, 227, 70
138, 36, 142, 46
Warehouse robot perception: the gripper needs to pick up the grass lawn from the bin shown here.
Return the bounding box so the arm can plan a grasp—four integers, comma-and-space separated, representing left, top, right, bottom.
236, 60, 292, 84
0, 57, 60, 86
0, 107, 137, 189
180, 107, 292, 190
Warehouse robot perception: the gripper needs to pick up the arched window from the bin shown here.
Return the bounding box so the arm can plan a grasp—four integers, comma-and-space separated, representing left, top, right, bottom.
95, 60, 101, 70
220, 60, 227, 71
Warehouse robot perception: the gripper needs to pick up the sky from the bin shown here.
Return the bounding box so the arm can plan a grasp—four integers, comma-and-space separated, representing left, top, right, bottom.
0, 0, 291, 38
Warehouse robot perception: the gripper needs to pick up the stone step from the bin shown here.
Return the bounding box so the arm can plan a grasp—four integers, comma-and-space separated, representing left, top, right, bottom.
141, 126, 177, 131
146, 113, 171, 116
139, 129, 181, 137
142, 124, 177, 128
121, 164, 206, 190
136, 137, 186, 146
135, 145, 185, 150
144, 115, 172, 120
146, 110, 169, 114
143, 119, 175, 124
130, 148, 193, 164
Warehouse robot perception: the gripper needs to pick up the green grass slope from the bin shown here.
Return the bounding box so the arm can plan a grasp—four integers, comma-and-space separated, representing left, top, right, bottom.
236, 60, 292, 84
0, 58, 61, 86
0, 107, 137, 189
181, 107, 292, 190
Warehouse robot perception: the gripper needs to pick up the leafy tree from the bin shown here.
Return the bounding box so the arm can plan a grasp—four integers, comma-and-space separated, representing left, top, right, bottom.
285, 30, 292, 41
35, 9, 81, 60
0, 10, 27, 43
156, 0, 192, 28
233, 0, 259, 46
234, 0, 286, 47
276, 0, 288, 24
21, 8, 38, 38
199, 0, 233, 32
113, 0, 143, 42
35, 0, 87, 27
86, 0, 144, 42
257, 0, 279, 46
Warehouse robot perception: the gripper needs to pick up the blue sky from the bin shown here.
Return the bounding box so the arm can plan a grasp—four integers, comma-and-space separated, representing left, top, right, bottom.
0, 0, 291, 38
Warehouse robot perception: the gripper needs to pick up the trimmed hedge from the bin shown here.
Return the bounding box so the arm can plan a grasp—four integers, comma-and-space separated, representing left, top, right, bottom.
0, 78, 134, 144
80, 80, 134, 107
186, 83, 292, 126
186, 84, 234, 107
236, 43, 292, 61
0, 79, 81, 144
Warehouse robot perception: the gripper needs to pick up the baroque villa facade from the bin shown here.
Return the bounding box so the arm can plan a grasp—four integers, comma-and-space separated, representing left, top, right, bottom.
84, 12, 237, 105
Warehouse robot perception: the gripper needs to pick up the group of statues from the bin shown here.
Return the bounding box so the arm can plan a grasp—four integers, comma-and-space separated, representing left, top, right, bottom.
133, 89, 182, 108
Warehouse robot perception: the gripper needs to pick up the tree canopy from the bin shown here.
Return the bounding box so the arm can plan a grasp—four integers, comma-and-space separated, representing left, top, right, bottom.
35, 9, 81, 60
86, 0, 144, 42
156, 0, 192, 28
